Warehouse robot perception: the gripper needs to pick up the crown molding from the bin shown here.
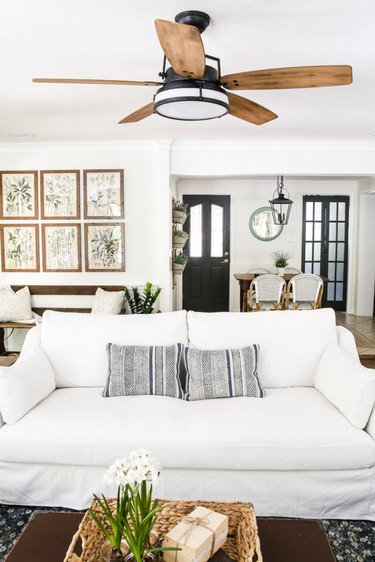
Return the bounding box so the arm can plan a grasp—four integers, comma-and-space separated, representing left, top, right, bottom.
171, 139, 375, 152
0, 139, 171, 153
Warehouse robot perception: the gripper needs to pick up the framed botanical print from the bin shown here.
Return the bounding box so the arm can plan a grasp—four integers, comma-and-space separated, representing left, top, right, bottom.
41, 170, 80, 219
85, 223, 125, 272
42, 224, 81, 272
0, 171, 38, 219
1, 224, 39, 272
83, 169, 124, 219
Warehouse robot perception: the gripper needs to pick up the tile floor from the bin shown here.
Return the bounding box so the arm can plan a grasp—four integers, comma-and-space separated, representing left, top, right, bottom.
336, 312, 375, 368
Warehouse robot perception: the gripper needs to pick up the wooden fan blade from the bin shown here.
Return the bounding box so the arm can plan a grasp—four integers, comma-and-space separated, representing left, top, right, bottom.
228, 92, 277, 125
155, 19, 205, 78
32, 78, 161, 86
221, 65, 353, 90
118, 102, 154, 124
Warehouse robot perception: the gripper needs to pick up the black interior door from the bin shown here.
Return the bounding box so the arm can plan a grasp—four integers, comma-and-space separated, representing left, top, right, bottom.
183, 195, 230, 312
302, 195, 349, 311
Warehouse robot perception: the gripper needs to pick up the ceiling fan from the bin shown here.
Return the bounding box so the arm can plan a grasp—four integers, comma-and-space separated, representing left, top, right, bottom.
32, 10, 353, 126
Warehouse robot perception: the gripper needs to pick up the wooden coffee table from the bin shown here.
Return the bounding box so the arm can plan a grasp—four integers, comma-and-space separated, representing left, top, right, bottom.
4, 512, 337, 562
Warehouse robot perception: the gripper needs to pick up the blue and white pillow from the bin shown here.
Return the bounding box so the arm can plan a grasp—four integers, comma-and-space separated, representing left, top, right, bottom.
184, 345, 265, 401
103, 343, 183, 399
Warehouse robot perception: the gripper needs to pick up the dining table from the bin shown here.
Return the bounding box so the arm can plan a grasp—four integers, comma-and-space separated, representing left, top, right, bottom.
234, 273, 328, 312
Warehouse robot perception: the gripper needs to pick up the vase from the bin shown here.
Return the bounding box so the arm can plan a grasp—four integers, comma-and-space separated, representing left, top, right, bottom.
124, 553, 156, 562
100, 539, 130, 562
172, 235, 188, 249
172, 262, 187, 274
277, 267, 285, 275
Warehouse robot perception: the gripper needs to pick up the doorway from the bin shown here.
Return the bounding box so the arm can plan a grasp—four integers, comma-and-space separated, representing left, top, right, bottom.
302, 195, 350, 311
182, 195, 231, 312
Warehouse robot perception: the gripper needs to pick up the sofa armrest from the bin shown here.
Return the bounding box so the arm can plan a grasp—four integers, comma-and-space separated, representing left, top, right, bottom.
0, 348, 55, 424
314, 343, 375, 429
336, 326, 360, 363
365, 405, 375, 441
19, 324, 42, 357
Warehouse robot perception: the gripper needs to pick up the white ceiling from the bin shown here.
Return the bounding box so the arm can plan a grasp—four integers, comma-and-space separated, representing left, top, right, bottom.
1, 0, 375, 143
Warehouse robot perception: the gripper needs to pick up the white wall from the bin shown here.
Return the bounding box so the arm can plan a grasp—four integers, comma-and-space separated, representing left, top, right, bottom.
178, 177, 357, 312
1, 139, 375, 323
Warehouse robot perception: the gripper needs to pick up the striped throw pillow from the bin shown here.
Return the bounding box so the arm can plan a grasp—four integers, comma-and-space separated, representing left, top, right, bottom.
184, 345, 265, 401
103, 343, 184, 399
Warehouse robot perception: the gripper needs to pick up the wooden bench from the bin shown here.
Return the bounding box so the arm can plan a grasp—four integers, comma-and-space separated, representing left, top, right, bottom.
0, 285, 125, 355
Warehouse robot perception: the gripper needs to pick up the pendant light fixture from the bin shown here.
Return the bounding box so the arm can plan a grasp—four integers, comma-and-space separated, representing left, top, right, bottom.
269, 176, 293, 225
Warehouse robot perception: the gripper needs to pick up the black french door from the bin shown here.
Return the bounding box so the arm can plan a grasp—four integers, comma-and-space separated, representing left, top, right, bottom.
302, 196, 349, 311
182, 195, 230, 312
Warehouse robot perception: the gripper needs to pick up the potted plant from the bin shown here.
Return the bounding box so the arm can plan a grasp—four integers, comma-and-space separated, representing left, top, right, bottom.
124, 282, 161, 314
172, 229, 189, 249
172, 201, 188, 225
271, 250, 292, 275
89, 450, 179, 562
172, 252, 189, 274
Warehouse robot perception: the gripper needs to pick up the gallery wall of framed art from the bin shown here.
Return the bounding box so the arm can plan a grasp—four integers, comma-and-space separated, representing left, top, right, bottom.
0, 169, 125, 273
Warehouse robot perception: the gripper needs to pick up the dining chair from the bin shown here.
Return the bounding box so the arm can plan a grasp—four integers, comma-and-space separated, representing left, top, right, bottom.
286, 273, 324, 310
247, 267, 271, 274
284, 267, 302, 274
248, 274, 286, 311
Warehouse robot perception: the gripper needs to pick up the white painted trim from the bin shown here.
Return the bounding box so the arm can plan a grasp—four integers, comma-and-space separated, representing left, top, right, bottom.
172, 139, 375, 152
0, 140, 171, 153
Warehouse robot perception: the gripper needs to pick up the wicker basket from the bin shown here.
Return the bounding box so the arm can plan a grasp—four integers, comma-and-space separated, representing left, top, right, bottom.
63, 500, 262, 562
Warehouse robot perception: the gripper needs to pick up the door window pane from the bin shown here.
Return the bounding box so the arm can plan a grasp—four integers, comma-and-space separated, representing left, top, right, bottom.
338, 202, 346, 221
314, 222, 321, 240
314, 202, 322, 221
329, 223, 336, 241
304, 262, 312, 273
337, 223, 345, 241
337, 243, 345, 261
330, 202, 337, 221
328, 243, 336, 261
305, 222, 313, 241
313, 242, 321, 261
313, 262, 320, 275
336, 283, 344, 301
327, 282, 335, 301
305, 243, 313, 261
306, 202, 313, 220
336, 262, 344, 282
189, 204, 202, 257
328, 262, 336, 281
210, 204, 223, 257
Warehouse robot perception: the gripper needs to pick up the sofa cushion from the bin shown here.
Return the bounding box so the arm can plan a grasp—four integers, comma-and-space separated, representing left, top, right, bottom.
184, 345, 265, 400
103, 343, 184, 399
187, 309, 338, 387
315, 343, 375, 429
0, 349, 55, 424
0, 387, 373, 471
41, 310, 188, 387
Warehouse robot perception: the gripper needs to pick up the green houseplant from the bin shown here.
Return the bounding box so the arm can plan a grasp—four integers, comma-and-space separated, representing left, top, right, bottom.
172, 229, 189, 249
271, 250, 292, 274
124, 282, 161, 314
172, 201, 188, 225
89, 450, 179, 562
172, 252, 189, 274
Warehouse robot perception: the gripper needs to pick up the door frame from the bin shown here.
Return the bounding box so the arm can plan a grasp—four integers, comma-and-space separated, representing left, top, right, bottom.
176, 191, 235, 311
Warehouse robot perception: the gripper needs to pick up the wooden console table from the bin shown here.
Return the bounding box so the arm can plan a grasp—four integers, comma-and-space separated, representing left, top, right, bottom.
0, 322, 35, 356
234, 273, 328, 312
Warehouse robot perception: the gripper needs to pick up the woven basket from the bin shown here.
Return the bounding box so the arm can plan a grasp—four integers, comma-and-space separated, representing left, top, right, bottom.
63, 500, 262, 562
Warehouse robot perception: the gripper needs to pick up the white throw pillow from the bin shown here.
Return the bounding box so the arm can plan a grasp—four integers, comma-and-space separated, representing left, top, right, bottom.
0, 286, 32, 321
0, 348, 55, 424
314, 343, 375, 429
91, 288, 125, 315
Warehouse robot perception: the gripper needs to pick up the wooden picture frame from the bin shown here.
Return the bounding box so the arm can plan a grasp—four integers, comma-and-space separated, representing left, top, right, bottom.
1, 224, 40, 272
85, 223, 125, 272
41, 170, 80, 219
42, 224, 82, 272
0, 171, 38, 219
83, 169, 124, 219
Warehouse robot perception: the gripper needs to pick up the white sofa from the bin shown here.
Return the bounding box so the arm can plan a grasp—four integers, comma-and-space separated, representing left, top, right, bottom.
0, 308, 374, 520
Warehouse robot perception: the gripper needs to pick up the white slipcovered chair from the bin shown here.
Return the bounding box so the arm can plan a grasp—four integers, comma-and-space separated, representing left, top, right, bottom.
248, 274, 286, 311
286, 273, 324, 310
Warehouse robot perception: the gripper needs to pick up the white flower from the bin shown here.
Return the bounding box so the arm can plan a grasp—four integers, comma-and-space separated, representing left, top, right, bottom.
103, 450, 161, 489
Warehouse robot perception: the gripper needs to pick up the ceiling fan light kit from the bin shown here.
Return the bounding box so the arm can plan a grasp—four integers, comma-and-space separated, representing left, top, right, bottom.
32, 9, 353, 126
